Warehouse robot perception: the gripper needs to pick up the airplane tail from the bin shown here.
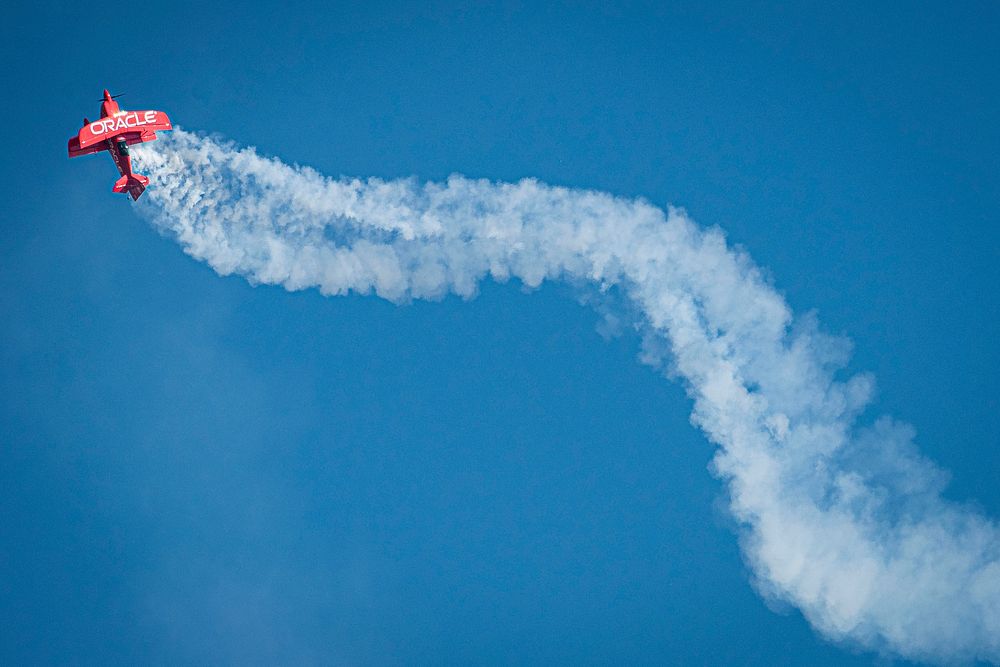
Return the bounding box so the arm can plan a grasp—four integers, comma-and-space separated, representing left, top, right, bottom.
113, 173, 150, 201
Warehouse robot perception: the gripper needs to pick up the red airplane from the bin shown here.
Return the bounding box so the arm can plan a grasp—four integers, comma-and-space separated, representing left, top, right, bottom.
67, 89, 172, 200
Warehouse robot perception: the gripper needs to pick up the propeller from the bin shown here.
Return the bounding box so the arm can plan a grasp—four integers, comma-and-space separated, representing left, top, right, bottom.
100, 92, 125, 102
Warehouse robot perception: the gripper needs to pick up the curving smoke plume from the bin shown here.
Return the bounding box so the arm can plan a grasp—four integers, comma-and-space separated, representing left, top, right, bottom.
132, 130, 1000, 664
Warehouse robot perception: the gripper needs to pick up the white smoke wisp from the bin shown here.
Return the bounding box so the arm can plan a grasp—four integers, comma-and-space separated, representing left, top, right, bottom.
132, 130, 1000, 664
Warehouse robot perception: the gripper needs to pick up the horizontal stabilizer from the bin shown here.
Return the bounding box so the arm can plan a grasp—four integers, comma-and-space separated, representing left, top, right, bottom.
113, 173, 150, 201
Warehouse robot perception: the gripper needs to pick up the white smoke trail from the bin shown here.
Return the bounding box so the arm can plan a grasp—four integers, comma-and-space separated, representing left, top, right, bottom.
132, 130, 1000, 664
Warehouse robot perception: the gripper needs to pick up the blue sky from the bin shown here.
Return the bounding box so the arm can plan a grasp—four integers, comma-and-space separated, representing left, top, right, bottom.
2, 2, 999, 664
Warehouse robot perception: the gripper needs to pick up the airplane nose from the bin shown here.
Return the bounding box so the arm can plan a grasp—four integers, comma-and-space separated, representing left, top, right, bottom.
103, 89, 111, 100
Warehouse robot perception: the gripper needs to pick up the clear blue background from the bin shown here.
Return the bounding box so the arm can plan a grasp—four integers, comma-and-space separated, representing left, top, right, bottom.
1, 2, 998, 664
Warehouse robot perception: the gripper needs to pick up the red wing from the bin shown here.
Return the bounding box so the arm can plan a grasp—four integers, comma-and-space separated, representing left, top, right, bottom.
68, 136, 108, 158
125, 129, 159, 146
69, 129, 159, 157
76, 110, 172, 149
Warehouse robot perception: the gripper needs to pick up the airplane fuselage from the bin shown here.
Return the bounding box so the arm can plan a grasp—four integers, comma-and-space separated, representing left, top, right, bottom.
107, 136, 135, 181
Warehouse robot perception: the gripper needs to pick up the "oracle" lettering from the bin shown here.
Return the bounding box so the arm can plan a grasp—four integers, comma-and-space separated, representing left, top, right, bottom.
88, 111, 159, 136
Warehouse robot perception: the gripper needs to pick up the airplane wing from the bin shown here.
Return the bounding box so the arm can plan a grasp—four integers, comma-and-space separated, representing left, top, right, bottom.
75, 110, 172, 150
67, 135, 108, 158
125, 129, 160, 145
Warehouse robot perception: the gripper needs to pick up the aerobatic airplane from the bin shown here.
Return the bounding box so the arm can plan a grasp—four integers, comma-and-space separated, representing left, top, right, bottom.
67, 89, 172, 201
